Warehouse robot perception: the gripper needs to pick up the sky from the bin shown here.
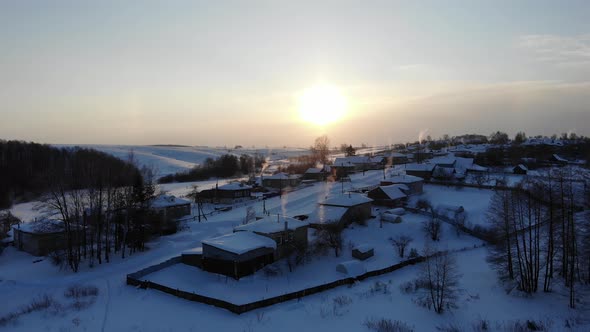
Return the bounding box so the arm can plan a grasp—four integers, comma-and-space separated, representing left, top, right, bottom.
1, 0, 589, 147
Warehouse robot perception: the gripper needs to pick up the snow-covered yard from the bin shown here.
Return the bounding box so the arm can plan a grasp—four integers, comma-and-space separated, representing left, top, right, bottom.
142, 214, 482, 305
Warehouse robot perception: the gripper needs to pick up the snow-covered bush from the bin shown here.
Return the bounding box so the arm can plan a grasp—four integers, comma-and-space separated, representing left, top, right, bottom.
363, 318, 414, 332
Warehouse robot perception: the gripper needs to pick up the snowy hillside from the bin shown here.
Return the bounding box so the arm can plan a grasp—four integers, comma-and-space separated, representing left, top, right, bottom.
56, 145, 310, 178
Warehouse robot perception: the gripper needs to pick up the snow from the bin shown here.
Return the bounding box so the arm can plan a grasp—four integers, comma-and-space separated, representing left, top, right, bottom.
217, 182, 252, 190
202, 231, 277, 255
181, 247, 202, 255
336, 260, 366, 276
388, 174, 423, 183
320, 194, 373, 207
403, 163, 435, 172
409, 184, 493, 227
1, 167, 588, 331
150, 195, 191, 208
383, 208, 406, 216
234, 215, 308, 233
353, 244, 373, 253
308, 205, 349, 225
379, 185, 408, 200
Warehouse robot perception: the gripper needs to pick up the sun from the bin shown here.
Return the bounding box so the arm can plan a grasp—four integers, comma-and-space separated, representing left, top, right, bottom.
298, 84, 347, 126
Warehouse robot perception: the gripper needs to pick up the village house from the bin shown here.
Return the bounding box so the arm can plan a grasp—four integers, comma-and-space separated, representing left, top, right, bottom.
262, 172, 301, 190
403, 163, 436, 180
201, 231, 277, 279
382, 174, 424, 194
387, 152, 409, 165
308, 194, 373, 229
513, 164, 528, 175
432, 165, 456, 180
333, 156, 383, 172
149, 195, 192, 234
302, 167, 329, 182
234, 215, 309, 259
198, 182, 253, 204
367, 184, 408, 207
12, 219, 71, 256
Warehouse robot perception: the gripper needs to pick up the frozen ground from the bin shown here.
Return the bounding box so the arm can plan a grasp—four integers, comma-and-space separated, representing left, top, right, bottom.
1, 169, 588, 331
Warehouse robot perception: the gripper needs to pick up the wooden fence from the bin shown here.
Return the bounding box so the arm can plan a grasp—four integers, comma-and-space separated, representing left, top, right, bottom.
127, 256, 426, 314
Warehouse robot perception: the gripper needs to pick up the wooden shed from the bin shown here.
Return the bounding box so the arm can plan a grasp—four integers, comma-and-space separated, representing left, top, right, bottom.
352, 244, 374, 261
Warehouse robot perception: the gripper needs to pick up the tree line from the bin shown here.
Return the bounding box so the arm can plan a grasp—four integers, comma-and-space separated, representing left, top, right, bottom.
0, 140, 140, 209
158, 153, 265, 183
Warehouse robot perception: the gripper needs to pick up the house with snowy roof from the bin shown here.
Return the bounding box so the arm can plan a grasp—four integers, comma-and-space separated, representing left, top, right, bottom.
234, 215, 309, 260
382, 174, 424, 194
198, 182, 253, 204
403, 163, 436, 180
201, 232, 277, 279
262, 172, 301, 189
148, 195, 192, 233
308, 194, 373, 229
332, 156, 383, 172
387, 152, 409, 165
302, 167, 329, 182
367, 184, 408, 207
513, 164, 528, 175
12, 218, 81, 256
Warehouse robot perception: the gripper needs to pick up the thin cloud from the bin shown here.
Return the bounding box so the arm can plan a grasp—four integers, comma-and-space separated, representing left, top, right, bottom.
519, 34, 590, 67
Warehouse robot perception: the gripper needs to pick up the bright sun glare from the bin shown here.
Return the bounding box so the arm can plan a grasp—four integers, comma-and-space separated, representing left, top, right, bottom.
298, 84, 347, 126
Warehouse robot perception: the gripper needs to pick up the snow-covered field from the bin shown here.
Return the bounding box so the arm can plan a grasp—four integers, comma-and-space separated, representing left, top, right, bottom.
1, 169, 588, 331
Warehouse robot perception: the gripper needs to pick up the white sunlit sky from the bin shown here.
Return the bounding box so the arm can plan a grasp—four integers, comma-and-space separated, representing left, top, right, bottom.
1, 1, 589, 147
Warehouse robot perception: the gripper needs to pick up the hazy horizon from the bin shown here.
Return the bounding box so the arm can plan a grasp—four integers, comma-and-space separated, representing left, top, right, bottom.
2, 1, 590, 146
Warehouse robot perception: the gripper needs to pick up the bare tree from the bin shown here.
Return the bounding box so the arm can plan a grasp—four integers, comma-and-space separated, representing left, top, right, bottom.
390, 235, 413, 258
311, 135, 330, 165
315, 227, 343, 257
423, 216, 442, 241
418, 250, 461, 314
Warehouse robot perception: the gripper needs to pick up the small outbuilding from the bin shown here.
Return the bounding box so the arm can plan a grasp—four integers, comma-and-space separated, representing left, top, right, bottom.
202, 232, 277, 279
352, 244, 374, 261
513, 164, 528, 175
336, 260, 366, 276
